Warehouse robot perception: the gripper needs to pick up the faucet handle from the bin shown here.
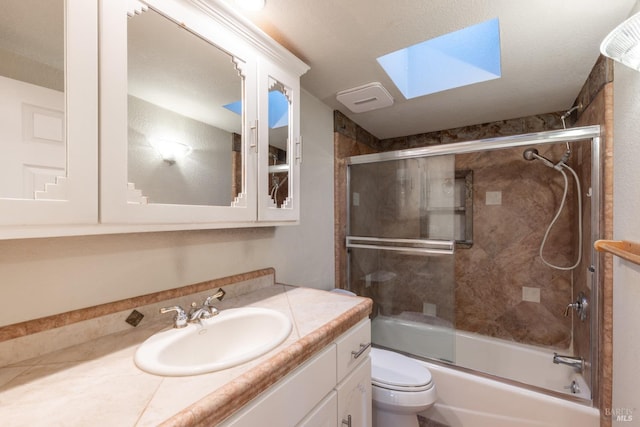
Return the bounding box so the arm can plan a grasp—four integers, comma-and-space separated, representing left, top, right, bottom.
202, 288, 225, 317
204, 288, 226, 306
563, 291, 589, 320
159, 305, 188, 328
564, 302, 579, 317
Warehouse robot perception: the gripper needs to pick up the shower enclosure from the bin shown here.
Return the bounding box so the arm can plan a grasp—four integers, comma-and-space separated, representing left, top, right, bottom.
346, 126, 601, 403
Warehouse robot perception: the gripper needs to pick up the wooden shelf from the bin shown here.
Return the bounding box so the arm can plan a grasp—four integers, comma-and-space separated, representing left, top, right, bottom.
594, 240, 640, 265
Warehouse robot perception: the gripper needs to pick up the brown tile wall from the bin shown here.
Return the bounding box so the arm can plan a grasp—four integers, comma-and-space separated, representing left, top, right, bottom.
453, 144, 575, 348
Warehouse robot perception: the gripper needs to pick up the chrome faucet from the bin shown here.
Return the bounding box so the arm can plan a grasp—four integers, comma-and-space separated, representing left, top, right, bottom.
160, 288, 226, 328
553, 353, 585, 373
188, 302, 214, 323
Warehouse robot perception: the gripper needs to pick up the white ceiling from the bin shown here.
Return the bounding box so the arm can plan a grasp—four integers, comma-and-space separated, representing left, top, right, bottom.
240, 0, 637, 139
4, 0, 636, 141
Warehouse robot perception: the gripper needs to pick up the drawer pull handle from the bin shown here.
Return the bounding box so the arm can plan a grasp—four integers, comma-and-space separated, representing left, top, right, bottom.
351, 342, 371, 359
342, 414, 352, 427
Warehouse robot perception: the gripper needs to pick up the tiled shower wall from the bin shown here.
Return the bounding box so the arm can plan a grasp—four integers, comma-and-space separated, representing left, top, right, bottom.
453, 143, 577, 348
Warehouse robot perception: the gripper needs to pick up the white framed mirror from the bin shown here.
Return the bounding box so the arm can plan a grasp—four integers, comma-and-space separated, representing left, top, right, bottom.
100, 0, 257, 225
266, 79, 291, 209
127, 7, 245, 207
258, 59, 301, 222
0, 0, 97, 230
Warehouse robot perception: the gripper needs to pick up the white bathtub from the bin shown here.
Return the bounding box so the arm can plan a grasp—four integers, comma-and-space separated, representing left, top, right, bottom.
372, 315, 599, 427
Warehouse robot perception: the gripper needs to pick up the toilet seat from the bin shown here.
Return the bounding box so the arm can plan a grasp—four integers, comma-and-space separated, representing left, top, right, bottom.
371, 347, 434, 392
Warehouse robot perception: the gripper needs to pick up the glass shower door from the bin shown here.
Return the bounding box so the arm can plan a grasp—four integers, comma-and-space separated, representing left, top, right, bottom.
347, 154, 456, 363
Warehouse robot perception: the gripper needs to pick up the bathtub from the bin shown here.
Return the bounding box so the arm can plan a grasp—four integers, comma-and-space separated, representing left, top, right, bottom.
372, 315, 599, 427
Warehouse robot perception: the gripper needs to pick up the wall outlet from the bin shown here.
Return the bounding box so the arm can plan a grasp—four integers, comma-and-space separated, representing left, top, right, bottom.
423, 302, 437, 316
352, 192, 360, 206
485, 191, 502, 205
522, 286, 541, 303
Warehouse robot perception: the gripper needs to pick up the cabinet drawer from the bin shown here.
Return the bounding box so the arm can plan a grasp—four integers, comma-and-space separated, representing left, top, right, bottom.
336, 319, 371, 383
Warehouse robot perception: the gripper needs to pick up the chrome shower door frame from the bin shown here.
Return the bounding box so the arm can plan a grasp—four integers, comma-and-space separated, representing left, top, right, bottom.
346, 125, 602, 403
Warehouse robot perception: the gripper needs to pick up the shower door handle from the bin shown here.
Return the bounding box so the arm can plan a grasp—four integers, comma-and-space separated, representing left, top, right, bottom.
346, 236, 455, 255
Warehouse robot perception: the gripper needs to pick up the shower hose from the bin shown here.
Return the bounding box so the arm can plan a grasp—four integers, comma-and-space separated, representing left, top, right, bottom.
539, 163, 583, 271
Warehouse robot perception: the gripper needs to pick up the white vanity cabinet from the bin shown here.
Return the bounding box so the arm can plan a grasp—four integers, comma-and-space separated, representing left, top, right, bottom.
335, 320, 373, 427
221, 319, 372, 427
100, 0, 308, 227
0, 0, 98, 233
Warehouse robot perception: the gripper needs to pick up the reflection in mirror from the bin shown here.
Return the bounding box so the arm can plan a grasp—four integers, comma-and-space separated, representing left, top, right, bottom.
0, 0, 65, 199
127, 8, 244, 206
267, 80, 291, 208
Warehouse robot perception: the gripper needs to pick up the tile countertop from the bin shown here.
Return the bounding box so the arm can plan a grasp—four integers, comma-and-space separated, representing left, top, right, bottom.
0, 285, 372, 426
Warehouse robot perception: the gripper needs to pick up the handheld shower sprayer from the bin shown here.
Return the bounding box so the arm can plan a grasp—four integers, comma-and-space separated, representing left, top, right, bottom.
522, 146, 583, 271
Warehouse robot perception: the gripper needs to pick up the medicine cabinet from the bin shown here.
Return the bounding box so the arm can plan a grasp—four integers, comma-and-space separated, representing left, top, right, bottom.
101, 0, 308, 226
0, 0, 308, 238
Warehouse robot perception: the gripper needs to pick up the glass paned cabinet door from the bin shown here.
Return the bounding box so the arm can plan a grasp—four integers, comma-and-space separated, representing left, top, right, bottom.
0, 0, 97, 230
100, 0, 257, 224
258, 59, 301, 222
127, 7, 244, 208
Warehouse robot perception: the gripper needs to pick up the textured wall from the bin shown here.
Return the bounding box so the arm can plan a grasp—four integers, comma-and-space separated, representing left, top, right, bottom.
611, 62, 640, 425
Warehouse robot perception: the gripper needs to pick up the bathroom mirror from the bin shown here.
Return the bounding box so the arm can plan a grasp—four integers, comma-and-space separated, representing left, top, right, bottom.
127, 8, 244, 206
267, 80, 291, 208
0, 0, 65, 200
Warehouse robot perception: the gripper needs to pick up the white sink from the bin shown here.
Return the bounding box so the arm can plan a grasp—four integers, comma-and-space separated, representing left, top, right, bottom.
134, 307, 292, 376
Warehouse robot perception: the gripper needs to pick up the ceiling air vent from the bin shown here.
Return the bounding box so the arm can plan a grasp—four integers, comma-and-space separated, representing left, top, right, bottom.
336, 82, 394, 113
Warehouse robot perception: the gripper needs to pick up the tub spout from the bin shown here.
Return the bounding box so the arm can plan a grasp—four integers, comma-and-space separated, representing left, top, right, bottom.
553, 353, 584, 373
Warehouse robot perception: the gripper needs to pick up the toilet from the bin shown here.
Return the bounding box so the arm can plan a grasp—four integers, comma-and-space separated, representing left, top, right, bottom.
370, 347, 437, 427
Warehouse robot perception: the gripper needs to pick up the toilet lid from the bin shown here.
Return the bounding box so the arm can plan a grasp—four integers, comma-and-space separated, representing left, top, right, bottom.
370, 347, 433, 391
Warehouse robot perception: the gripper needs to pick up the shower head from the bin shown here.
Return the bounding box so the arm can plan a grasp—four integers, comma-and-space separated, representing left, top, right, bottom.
523, 148, 555, 168
523, 148, 539, 161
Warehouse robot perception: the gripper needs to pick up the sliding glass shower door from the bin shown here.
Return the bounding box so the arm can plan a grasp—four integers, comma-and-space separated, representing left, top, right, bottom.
347, 154, 457, 363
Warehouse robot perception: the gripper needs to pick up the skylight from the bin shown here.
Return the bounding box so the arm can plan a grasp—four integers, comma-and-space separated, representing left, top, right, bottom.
223, 91, 289, 128
377, 18, 502, 99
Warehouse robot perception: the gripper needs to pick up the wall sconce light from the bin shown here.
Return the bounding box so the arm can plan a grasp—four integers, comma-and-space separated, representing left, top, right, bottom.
149, 138, 192, 164
601, 12, 640, 71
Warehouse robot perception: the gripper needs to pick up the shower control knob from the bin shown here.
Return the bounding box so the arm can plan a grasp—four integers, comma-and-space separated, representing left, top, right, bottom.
564, 302, 580, 317
563, 291, 589, 321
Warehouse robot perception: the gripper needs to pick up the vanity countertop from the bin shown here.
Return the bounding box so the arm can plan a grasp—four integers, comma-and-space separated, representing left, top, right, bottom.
0, 285, 372, 426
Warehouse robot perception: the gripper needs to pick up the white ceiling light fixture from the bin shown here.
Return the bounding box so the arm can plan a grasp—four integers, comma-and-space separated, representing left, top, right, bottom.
601, 11, 640, 71
235, 0, 265, 12
150, 138, 193, 164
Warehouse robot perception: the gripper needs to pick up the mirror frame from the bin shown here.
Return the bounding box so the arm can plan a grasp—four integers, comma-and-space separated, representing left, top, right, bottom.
100, 0, 257, 224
